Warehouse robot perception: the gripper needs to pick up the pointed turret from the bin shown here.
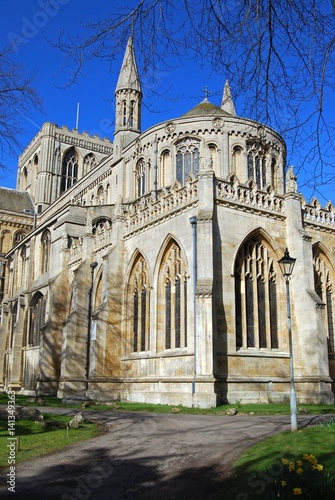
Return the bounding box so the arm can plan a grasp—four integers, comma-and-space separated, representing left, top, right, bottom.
221, 80, 236, 116
114, 38, 142, 153
115, 37, 142, 95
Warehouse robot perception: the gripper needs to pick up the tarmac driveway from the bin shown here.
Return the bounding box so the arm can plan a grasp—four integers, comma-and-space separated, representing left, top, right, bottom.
0, 408, 328, 500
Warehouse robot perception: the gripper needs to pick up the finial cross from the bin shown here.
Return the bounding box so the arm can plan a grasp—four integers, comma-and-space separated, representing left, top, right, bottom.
202, 86, 210, 100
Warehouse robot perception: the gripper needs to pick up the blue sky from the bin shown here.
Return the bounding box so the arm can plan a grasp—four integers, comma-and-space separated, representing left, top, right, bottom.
0, 0, 225, 190
0, 0, 334, 204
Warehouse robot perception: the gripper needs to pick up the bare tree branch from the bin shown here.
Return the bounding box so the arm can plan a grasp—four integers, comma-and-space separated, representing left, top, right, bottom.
50, 0, 335, 197
0, 46, 42, 168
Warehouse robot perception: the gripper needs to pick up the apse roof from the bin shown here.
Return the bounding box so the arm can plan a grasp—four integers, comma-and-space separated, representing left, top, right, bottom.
181, 99, 233, 118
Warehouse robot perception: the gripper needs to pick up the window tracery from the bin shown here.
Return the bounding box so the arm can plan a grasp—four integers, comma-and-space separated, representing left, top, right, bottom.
127, 254, 150, 353
235, 239, 278, 349
176, 138, 200, 185
314, 252, 335, 352
159, 240, 187, 350
83, 153, 97, 176
61, 148, 78, 193
247, 141, 268, 189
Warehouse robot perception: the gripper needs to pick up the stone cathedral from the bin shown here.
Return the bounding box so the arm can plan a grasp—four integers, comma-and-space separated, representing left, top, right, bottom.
0, 38, 334, 407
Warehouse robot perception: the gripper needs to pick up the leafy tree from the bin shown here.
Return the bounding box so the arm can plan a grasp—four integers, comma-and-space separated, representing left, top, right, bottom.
0, 46, 41, 169
56, 1, 335, 199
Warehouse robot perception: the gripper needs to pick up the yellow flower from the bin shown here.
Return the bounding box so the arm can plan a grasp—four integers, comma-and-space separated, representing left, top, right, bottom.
289, 462, 295, 471
296, 467, 303, 474
303, 454, 309, 460
296, 460, 303, 466
281, 480, 287, 487
282, 458, 289, 464
307, 455, 317, 464
313, 463, 323, 471
293, 487, 303, 495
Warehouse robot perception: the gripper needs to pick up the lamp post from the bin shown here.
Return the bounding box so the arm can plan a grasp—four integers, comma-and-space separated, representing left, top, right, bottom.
86, 261, 98, 396
189, 216, 197, 400
22, 208, 37, 229
278, 248, 297, 432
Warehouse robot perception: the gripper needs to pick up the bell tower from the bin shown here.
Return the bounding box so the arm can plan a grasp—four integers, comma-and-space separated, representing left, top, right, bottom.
114, 38, 142, 155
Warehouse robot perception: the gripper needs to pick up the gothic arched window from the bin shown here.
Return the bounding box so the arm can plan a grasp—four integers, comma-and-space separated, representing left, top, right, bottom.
41, 230, 51, 274
235, 239, 278, 350
247, 141, 267, 189
161, 150, 171, 187
127, 254, 150, 353
314, 251, 335, 352
61, 148, 78, 193
175, 138, 200, 185
158, 240, 188, 350
97, 186, 104, 205
130, 100, 135, 127
123, 100, 127, 126
15, 231, 27, 244
83, 153, 97, 176
27, 292, 46, 346
135, 159, 146, 198
232, 145, 243, 179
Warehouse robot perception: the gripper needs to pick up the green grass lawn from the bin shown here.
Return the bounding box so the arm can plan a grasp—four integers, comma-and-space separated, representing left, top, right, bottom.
224, 420, 335, 499
0, 413, 100, 467
0, 393, 334, 416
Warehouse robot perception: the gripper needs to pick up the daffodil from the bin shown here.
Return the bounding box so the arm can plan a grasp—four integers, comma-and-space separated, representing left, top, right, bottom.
293, 487, 302, 495
296, 467, 303, 474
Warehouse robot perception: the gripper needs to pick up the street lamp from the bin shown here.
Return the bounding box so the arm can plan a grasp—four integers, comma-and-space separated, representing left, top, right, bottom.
86, 261, 98, 397
278, 248, 297, 432
22, 208, 37, 229
189, 216, 197, 400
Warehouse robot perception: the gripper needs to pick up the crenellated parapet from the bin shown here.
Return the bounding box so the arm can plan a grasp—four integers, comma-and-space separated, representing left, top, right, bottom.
125, 178, 198, 237
302, 197, 335, 230
215, 176, 285, 217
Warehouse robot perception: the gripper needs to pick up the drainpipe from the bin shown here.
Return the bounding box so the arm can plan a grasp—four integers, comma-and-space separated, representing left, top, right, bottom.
189, 216, 197, 400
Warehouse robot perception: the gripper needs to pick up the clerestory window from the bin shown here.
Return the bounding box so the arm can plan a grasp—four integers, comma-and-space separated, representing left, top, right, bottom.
176, 138, 200, 185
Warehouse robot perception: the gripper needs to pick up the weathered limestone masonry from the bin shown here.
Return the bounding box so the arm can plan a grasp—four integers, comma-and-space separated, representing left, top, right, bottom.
0, 38, 334, 407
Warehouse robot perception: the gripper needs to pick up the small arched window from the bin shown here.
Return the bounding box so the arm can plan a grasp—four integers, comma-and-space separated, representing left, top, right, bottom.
41, 230, 51, 274
15, 232, 27, 244
232, 146, 243, 178
135, 159, 146, 197
130, 100, 135, 127
161, 150, 171, 187
83, 153, 97, 176
123, 100, 127, 126
97, 186, 104, 205
208, 144, 217, 171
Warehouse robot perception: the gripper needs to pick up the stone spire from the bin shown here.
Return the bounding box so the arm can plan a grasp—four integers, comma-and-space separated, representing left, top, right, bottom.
221, 80, 236, 116
115, 37, 142, 94
114, 38, 142, 150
